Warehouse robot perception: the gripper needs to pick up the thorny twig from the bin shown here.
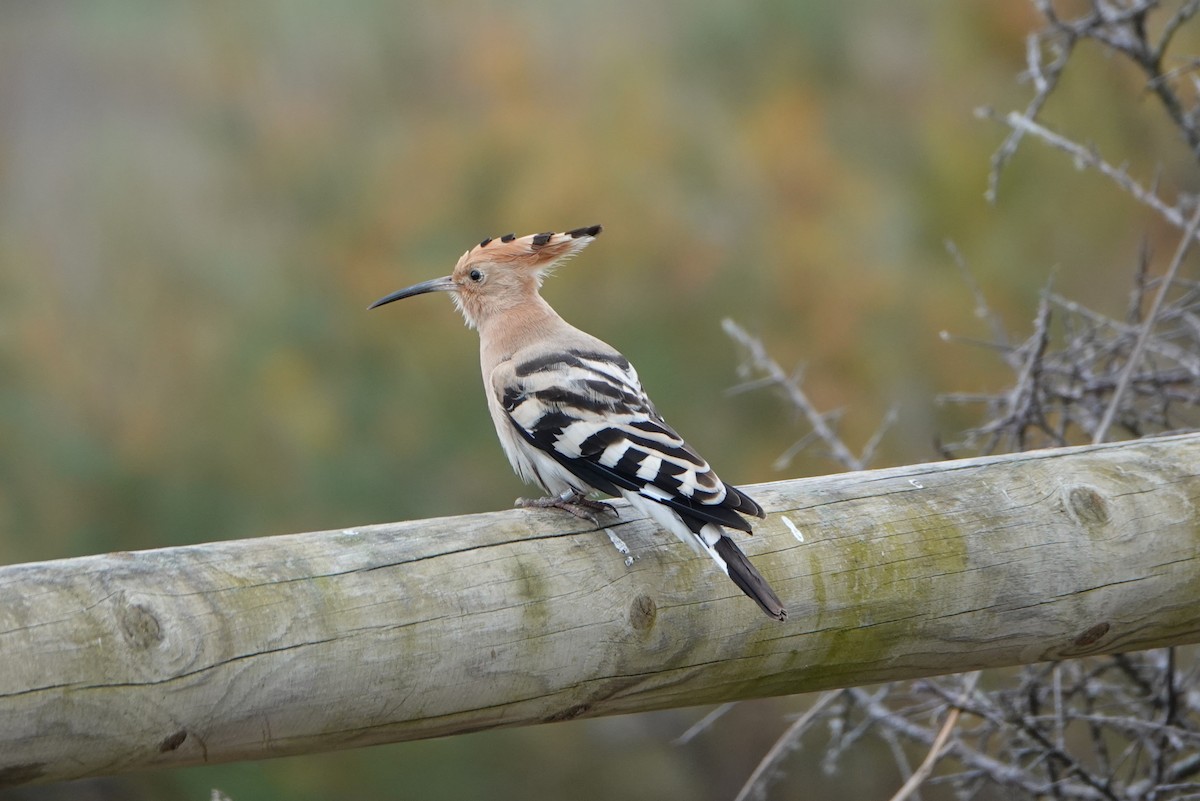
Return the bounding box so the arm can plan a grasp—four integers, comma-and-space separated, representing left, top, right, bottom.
672, 701, 737, 746
723, 318, 895, 472
980, 109, 1198, 234
985, 1, 1075, 204
989, 0, 1200, 209
1094, 202, 1200, 442
940, 247, 1200, 454
732, 692, 841, 801
886, 672, 982, 801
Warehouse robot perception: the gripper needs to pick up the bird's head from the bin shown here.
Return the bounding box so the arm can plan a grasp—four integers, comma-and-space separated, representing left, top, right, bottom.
368, 225, 602, 329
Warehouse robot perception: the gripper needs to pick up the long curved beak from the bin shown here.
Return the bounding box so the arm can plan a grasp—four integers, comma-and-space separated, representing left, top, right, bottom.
367, 276, 457, 310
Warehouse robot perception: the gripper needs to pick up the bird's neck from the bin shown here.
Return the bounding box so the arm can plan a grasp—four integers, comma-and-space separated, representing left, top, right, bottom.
478, 293, 570, 368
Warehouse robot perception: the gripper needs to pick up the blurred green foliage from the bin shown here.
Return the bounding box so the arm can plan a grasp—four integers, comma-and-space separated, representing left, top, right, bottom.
2, 2, 1196, 799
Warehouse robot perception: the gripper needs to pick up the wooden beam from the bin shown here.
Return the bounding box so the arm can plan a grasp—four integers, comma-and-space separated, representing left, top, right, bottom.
2, 433, 1199, 787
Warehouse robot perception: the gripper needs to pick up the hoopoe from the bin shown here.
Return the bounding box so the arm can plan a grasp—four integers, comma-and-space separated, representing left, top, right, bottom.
370, 225, 787, 621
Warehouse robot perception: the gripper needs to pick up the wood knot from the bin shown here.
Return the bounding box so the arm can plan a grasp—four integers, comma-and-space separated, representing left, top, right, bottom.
1073, 621, 1110, 647
1068, 486, 1110, 526
158, 729, 188, 752
629, 594, 656, 632
118, 601, 163, 650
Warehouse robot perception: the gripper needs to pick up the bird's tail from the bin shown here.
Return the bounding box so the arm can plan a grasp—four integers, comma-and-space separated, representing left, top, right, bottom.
713, 535, 787, 621
625, 493, 787, 620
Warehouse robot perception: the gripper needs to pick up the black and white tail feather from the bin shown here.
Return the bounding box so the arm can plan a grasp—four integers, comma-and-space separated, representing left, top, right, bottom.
369, 224, 787, 621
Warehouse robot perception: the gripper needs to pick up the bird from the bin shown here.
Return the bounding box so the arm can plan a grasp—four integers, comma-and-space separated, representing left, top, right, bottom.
369, 225, 786, 620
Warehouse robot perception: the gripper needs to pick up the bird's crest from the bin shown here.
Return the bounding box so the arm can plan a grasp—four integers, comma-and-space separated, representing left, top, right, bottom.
456, 225, 602, 282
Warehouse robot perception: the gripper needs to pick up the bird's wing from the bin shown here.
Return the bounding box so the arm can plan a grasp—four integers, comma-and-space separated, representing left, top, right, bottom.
493, 347, 764, 532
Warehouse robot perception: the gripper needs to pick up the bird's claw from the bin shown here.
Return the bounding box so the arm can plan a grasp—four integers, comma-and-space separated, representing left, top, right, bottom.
515, 494, 618, 524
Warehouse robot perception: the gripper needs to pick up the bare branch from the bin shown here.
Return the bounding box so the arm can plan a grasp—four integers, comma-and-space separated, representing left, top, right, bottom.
985, 11, 1076, 203
673, 702, 737, 746
946, 239, 1009, 347
986, 109, 1194, 232
733, 691, 841, 801
886, 672, 982, 801
723, 318, 870, 471
1095, 202, 1200, 442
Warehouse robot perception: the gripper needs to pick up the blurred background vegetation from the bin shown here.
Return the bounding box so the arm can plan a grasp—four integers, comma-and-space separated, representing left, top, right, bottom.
2, 2, 1197, 799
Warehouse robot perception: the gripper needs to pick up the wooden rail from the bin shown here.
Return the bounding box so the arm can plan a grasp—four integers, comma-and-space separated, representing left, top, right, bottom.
2, 434, 1199, 787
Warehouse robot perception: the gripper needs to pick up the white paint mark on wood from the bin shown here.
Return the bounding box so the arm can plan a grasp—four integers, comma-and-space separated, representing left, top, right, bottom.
782, 516, 805, 543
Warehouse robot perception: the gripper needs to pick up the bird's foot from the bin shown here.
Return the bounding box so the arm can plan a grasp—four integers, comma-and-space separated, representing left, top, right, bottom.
515, 492, 617, 524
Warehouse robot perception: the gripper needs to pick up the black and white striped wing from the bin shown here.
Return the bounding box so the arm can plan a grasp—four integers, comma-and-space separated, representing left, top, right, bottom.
495, 348, 764, 532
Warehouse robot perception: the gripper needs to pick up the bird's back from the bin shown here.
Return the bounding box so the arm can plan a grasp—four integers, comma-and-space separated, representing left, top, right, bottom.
487, 318, 763, 529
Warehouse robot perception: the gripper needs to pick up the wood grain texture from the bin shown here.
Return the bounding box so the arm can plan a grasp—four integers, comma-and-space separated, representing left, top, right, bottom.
2, 434, 1199, 786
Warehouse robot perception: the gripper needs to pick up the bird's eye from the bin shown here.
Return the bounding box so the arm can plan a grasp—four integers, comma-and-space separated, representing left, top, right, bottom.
468, 268, 484, 283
